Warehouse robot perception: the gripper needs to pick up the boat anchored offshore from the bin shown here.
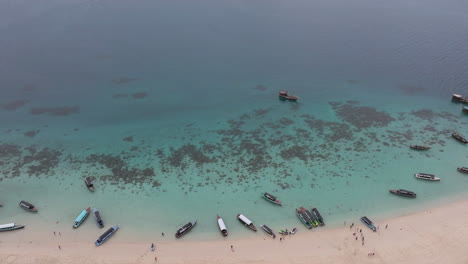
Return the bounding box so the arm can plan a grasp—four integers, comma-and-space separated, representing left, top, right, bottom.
175, 220, 197, 238
95, 225, 119, 246
463, 106, 468, 113
84, 177, 95, 192
452, 94, 468, 103
262, 192, 282, 205
389, 189, 416, 198
19, 201, 38, 212
260, 224, 276, 238
279, 91, 299, 101
296, 208, 312, 229
410, 145, 431, 150
361, 216, 376, 232
73, 207, 91, 228
415, 173, 440, 181
452, 133, 468, 144
217, 215, 228, 237
94, 208, 104, 228
457, 167, 468, 174
237, 214, 257, 231
0, 223, 25, 232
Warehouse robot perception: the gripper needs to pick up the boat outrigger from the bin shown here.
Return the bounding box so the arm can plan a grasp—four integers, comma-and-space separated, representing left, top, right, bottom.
452, 133, 468, 144
0, 223, 25, 232
410, 145, 431, 150
261, 192, 282, 205
279, 91, 299, 101
415, 173, 440, 181
311, 207, 324, 226
296, 208, 312, 229
175, 220, 197, 238
457, 167, 468, 174
260, 224, 276, 238
84, 177, 95, 192
94, 208, 104, 228
389, 189, 417, 198
237, 214, 257, 231
300, 207, 320, 227
217, 215, 228, 237
95, 225, 119, 246
73, 207, 91, 228
360, 216, 376, 232
452, 94, 468, 103
19, 201, 37, 212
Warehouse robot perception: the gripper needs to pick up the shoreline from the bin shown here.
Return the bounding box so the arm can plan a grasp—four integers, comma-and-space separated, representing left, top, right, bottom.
2, 198, 468, 263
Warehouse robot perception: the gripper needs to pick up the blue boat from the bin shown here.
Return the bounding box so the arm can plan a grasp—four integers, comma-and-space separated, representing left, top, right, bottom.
95, 225, 120, 246
0, 223, 25, 232
360, 216, 376, 232
73, 207, 91, 228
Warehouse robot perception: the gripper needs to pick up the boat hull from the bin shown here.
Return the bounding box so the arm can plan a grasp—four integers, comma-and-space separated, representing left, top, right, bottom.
457, 167, 468, 174
95, 225, 119, 246
261, 193, 282, 205
175, 221, 197, 238
296, 209, 312, 229
360, 217, 376, 232
389, 190, 416, 198
19, 201, 37, 212
0, 225, 25, 232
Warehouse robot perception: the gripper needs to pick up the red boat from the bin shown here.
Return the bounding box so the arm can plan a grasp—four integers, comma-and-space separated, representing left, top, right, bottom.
279, 91, 298, 101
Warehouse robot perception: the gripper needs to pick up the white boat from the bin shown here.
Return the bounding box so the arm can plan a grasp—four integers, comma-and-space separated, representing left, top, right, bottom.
0, 223, 25, 232
415, 173, 440, 181
237, 214, 257, 231
217, 215, 228, 237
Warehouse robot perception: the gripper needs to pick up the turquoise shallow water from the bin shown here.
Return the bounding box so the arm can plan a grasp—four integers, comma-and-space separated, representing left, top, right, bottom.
1, 0, 468, 243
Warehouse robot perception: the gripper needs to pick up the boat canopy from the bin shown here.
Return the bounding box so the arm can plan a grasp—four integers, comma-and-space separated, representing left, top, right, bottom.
75, 210, 88, 222
238, 214, 252, 225
0, 223, 15, 229
217, 218, 227, 231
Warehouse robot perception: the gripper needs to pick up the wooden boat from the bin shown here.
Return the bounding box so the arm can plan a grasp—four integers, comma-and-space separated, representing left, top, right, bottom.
452, 133, 468, 144
452, 94, 468, 103
0, 223, 25, 232
261, 192, 282, 205
237, 214, 257, 231
409, 145, 431, 150
84, 177, 95, 192
300, 207, 319, 227
295, 208, 312, 229
457, 167, 468, 174
279, 91, 299, 101
360, 216, 376, 232
389, 189, 416, 198
95, 225, 119, 246
19, 201, 38, 212
73, 207, 91, 228
311, 207, 325, 226
175, 220, 197, 238
463, 106, 468, 113
415, 173, 440, 181
260, 224, 276, 238
217, 215, 228, 237
94, 208, 104, 228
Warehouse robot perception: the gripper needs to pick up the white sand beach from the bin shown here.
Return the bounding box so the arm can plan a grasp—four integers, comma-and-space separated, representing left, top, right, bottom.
1, 199, 467, 264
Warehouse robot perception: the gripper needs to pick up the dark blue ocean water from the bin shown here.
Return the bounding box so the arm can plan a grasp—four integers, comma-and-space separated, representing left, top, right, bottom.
1, 0, 468, 241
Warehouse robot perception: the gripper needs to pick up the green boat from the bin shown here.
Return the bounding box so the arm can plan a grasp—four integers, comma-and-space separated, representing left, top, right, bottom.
301, 207, 320, 227
261, 192, 282, 205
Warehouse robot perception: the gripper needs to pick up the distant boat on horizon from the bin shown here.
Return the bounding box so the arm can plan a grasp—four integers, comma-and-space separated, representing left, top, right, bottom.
360, 216, 376, 232
410, 145, 431, 150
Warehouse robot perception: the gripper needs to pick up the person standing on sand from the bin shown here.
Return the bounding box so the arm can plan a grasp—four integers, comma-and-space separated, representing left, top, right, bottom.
385, 224, 388, 229
155, 256, 157, 262
162, 232, 165, 236
231, 245, 234, 252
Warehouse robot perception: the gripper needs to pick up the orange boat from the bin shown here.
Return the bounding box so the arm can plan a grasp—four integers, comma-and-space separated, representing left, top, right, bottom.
279, 91, 298, 101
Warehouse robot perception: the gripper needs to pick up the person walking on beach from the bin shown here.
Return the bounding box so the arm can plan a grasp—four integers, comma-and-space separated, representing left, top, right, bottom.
151, 243, 155, 251
154, 256, 157, 262
162, 232, 165, 236
385, 224, 388, 229
231, 245, 234, 252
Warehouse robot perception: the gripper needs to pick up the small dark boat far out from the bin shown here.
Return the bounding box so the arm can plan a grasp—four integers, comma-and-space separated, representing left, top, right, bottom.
415, 173, 440, 181
262, 192, 282, 205
457, 167, 468, 174
279, 91, 299, 101
452, 133, 468, 144
260, 224, 276, 238
95, 225, 119, 246
217, 215, 228, 237
452, 94, 468, 103
237, 214, 257, 231
175, 220, 197, 238
360, 216, 377, 232
410, 145, 431, 150
389, 189, 417, 198
19, 201, 38, 212
0, 223, 25, 232
84, 177, 95, 192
